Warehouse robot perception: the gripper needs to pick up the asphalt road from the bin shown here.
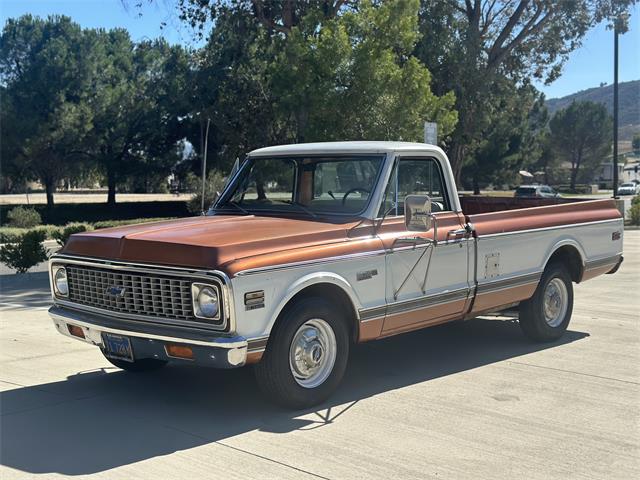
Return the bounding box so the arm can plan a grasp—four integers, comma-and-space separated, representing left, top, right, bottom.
1, 233, 638, 479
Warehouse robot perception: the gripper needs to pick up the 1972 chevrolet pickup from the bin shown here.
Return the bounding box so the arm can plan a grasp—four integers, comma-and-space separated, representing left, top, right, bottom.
49, 142, 624, 408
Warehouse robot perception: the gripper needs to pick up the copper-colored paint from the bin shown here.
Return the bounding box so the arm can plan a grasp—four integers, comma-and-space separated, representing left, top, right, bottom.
376, 212, 466, 248
466, 198, 620, 236
245, 351, 264, 364
61, 199, 619, 279
357, 317, 384, 342
581, 264, 618, 282
381, 298, 467, 335
470, 283, 537, 314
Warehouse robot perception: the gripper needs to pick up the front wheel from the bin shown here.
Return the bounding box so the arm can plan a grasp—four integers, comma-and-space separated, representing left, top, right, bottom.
254, 297, 350, 409
519, 262, 574, 342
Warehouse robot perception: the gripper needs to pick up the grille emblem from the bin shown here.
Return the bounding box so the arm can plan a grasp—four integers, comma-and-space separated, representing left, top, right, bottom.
106, 285, 126, 298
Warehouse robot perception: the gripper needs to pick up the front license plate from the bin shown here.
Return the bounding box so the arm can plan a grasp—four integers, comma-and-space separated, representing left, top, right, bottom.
102, 333, 134, 362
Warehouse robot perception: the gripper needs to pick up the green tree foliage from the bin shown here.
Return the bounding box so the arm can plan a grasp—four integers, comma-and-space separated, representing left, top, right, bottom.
0, 15, 95, 206
549, 101, 612, 191
87, 30, 192, 204
193, 0, 457, 169
413, 0, 637, 181
466, 82, 548, 192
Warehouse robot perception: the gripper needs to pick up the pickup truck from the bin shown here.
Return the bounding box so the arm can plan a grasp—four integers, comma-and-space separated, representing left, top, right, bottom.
48, 141, 624, 408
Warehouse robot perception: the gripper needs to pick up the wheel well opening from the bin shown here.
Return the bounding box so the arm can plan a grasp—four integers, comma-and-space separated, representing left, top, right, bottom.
277, 283, 359, 342
547, 246, 583, 283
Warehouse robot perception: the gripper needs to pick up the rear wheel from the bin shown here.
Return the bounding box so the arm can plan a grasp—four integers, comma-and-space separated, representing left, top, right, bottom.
102, 354, 167, 372
254, 297, 350, 409
519, 262, 573, 342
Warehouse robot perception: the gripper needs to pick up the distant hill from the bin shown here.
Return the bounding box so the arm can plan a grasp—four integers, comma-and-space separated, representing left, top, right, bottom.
546, 80, 639, 140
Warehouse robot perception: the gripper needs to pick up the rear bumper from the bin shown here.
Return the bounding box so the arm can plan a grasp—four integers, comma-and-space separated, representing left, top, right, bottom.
49, 305, 248, 368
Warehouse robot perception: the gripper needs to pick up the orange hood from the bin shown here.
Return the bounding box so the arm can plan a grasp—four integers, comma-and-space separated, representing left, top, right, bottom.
62, 215, 365, 275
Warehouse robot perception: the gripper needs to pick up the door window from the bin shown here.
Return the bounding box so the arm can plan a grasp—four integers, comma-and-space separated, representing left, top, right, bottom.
378, 157, 450, 217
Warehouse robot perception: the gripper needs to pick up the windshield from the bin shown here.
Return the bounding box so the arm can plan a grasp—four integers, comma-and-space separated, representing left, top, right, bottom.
214, 155, 385, 216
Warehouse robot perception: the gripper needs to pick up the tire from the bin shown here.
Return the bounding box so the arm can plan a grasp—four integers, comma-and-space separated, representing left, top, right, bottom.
519, 262, 574, 342
254, 297, 350, 409
103, 354, 168, 372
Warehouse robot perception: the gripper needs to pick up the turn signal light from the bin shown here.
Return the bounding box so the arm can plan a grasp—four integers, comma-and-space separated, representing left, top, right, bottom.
165, 344, 194, 360
67, 325, 85, 339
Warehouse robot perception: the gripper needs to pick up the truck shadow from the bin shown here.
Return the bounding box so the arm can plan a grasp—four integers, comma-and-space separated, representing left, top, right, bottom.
0, 318, 588, 476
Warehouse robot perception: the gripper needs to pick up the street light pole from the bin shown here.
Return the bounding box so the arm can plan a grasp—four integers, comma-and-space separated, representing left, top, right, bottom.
612, 25, 619, 198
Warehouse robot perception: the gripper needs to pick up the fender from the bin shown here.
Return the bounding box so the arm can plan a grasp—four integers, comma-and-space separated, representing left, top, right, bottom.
265, 271, 363, 333
542, 236, 586, 277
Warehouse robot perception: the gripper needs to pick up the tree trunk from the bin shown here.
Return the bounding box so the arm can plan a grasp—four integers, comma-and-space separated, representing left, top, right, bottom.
449, 143, 466, 184
45, 179, 55, 208
472, 175, 480, 195
107, 168, 117, 206
570, 160, 580, 192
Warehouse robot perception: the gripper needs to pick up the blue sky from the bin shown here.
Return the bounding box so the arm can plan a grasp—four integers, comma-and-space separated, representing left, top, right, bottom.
1, 0, 638, 99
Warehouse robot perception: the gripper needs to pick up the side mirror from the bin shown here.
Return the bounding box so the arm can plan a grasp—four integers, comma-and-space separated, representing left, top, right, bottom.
404, 195, 434, 232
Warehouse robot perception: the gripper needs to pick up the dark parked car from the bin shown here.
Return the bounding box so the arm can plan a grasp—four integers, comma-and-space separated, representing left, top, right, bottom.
515, 185, 560, 198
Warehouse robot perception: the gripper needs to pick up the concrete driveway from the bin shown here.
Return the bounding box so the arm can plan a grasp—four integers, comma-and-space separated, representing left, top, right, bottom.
1, 233, 638, 479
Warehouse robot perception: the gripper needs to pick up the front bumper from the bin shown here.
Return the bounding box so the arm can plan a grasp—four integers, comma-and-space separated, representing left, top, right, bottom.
49, 305, 248, 368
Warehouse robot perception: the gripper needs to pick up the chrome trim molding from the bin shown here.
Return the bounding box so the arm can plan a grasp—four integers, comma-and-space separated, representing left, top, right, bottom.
478, 218, 622, 239
476, 272, 542, 295
49, 305, 248, 349
359, 305, 387, 321
49, 254, 236, 333
247, 336, 269, 352
235, 249, 387, 276
359, 287, 469, 321
585, 254, 622, 270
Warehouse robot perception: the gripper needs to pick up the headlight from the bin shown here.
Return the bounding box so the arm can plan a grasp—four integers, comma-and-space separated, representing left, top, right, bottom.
53, 266, 69, 297
192, 283, 220, 319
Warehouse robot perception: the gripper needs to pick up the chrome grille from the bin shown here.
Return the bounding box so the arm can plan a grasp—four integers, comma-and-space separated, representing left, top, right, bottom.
66, 265, 196, 321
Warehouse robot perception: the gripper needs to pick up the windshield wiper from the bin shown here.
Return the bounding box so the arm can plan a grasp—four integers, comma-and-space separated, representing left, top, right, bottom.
279, 200, 318, 219
216, 201, 250, 215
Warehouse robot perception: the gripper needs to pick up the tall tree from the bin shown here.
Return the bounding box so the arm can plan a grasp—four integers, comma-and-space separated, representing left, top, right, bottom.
88, 31, 191, 204
0, 15, 94, 206
549, 101, 612, 190
192, 0, 457, 169
414, 0, 637, 180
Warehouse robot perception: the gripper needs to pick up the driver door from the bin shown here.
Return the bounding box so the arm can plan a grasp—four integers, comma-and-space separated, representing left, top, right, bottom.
377, 157, 471, 335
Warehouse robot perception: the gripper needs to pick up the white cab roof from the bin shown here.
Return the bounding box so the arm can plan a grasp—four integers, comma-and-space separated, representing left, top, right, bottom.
249, 141, 444, 156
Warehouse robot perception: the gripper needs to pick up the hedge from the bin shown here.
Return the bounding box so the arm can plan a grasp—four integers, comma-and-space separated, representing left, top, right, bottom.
0, 218, 176, 244
0, 201, 190, 226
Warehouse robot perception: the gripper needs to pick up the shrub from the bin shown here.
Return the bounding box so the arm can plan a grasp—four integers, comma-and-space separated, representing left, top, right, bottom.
630, 196, 640, 226
92, 217, 173, 229
0, 225, 60, 243
0, 230, 49, 273
187, 171, 227, 214
51, 223, 92, 247
6, 206, 41, 228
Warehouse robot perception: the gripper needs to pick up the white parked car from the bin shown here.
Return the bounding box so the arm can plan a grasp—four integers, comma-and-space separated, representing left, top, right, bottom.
618, 182, 640, 196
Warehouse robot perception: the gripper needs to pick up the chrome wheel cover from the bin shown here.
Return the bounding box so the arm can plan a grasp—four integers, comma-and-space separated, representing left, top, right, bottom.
543, 277, 568, 328
289, 319, 337, 389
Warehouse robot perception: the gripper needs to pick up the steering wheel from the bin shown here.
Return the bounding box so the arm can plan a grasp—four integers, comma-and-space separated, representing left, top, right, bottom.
341, 187, 371, 205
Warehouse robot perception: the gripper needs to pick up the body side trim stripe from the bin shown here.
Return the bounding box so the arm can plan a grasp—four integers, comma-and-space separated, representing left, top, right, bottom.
477, 218, 621, 239
585, 254, 622, 270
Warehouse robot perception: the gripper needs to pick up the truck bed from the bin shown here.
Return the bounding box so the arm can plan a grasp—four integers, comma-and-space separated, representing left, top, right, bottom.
459, 195, 590, 215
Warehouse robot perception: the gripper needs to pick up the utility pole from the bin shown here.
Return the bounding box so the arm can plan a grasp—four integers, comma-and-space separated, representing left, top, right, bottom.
612, 14, 629, 198
612, 23, 619, 197
201, 117, 211, 214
